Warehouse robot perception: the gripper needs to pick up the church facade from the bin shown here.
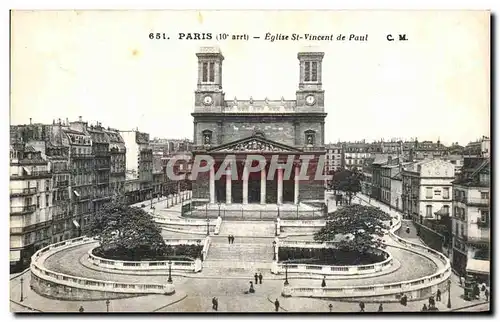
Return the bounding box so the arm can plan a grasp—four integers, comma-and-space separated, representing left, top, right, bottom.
191, 47, 328, 209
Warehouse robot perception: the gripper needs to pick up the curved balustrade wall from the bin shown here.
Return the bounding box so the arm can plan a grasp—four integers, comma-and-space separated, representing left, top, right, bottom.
30, 237, 175, 300
281, 198, 452, 300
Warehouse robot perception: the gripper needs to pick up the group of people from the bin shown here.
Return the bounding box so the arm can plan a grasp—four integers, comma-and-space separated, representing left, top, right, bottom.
358, 302, 384, 312
459, 276, 490, 301
227, 235, 235, 244
254, 272, 263, 284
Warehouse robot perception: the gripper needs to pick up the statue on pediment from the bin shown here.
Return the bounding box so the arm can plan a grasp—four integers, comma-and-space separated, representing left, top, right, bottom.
233, 97, 238, 105
249, 96, 254, 105
281, 96, 285, 104
265, 97, 269, 105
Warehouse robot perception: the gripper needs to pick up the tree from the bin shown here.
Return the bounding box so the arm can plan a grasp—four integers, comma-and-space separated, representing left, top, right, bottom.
314, 204, 391, 254
330, 169, 362, 204
88, 198, 167, 260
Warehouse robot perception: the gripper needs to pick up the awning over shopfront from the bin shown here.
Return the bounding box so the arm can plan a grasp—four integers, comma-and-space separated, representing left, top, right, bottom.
22, 166, 32, 175
466, 258, 490, 275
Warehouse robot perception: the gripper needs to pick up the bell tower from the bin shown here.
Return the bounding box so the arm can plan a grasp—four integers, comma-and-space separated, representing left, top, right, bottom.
195, 47, 225, 111
296, 50, 325, 111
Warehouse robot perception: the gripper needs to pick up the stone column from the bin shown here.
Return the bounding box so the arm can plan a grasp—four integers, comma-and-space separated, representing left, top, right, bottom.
242, 163, 249, 205
277, 167, 283, 205
226, 168, 232, 204
260, 167, 266, 205
294, 165, 300, 205
209, 165, 215, 204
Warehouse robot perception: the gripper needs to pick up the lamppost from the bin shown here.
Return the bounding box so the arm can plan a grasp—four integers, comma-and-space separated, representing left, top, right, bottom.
329, 303, 333, 312
284, 262, 289, 285
20, 277, 24, 302
272, 241, 277, 260
105, 299, 110, 312
217, 202, 221, 217
447, 278, 452, 308
168, 261, 173, 283
206, 218, 210, 236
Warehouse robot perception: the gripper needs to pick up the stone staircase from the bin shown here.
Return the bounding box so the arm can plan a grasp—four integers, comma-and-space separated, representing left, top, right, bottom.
207, 241, 274, 262
219, 221, 276, 237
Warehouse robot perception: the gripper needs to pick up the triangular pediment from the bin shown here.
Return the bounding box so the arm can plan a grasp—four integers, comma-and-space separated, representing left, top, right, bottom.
209, 135, 302, 153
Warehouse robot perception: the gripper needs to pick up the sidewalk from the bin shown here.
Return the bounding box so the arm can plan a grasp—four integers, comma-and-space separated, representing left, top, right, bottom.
10, 270, 187, 313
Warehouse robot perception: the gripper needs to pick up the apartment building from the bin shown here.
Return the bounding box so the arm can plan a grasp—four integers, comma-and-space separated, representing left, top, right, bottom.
10, 144, 53, 272
401, 159, 455, 223
325, 143, 343, 172
451, 159, 490, 282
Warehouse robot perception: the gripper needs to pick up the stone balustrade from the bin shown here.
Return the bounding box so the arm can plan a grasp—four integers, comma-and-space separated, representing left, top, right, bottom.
281, 198, 452, 299
87, 237, 211, 273
30, 237, 175, 296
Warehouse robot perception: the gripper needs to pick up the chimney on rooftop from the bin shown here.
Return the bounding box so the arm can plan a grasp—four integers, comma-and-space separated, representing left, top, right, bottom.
79, 116, 82, 122
29, 118, 32, 125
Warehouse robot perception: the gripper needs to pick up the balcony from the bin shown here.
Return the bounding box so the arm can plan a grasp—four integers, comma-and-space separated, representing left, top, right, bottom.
10, 187, 37, 197
10, 205, 36, 215
10, 171, 52, 180
71, 153, 94, 159
10, 222, 49, 235
467, 198, 489, 207
52, 167, 69, 173
94, 151, 110, 157
96, 166, 111, 171
54, 180, 69, 188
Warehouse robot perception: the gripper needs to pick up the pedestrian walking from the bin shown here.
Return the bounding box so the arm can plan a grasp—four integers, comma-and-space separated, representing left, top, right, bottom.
231, 235, 235, 244
212, 297, 218, 311
378, 303, 383, 312
421, 304, 428, 311
474, 284, 480, 299
227, 235, 231, 244
436, 289, 441, 301
359, 301, 365, 312
79, 306, 84, 313
249, 281, 255, 293
406, 225, 410, 234
258, 273, 263, 284
428, 296, 435, 308
274, 299, 280, 312
254, 273, 258, 284
321, 276, 326, 287
485, 288, 489, 301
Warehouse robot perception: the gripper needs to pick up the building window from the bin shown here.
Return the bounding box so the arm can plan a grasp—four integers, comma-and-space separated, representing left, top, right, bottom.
434, 190, 441, 196
455, 222, 459, 236
304, 62, 310, 82
426, 187, 433, 199
480, 210, 489, 223
481, 192, 489, 200
443, 187, 450, 199
36, 196, 40, 208
443, 205, 450, 215
311, 61, 318, 81
202, 62, 208, 82
426, 205, 432, 217
209, 62, 215, 82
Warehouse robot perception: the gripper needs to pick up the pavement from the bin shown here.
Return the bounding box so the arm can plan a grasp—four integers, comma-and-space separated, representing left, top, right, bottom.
10, 193, 490, 313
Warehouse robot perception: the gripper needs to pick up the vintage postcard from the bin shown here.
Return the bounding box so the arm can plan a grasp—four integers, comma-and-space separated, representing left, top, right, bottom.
9, 10, 490, 313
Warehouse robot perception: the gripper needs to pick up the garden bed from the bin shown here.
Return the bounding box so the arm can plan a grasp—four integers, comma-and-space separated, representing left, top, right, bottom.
93, 244, 203, 261
278, 247, 387, 266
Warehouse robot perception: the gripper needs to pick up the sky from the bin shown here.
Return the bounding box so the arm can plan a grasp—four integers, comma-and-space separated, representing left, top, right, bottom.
10, 10, 490, 146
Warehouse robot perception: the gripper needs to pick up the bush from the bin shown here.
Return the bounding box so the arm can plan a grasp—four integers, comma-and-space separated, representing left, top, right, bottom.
278, 247, 386, 266
94, 244, 203, 261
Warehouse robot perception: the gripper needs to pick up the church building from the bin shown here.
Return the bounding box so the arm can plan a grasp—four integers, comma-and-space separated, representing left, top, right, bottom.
190, 47, 328, 217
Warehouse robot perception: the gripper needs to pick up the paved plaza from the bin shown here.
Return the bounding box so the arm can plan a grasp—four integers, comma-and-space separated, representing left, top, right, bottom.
10, 192, 490, 313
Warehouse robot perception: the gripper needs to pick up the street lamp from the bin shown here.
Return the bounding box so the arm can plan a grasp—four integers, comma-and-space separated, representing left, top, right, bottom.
217, 202, 221, 217
168, 261, 173, 283
284, 262, 289, 286
105, 299, 110, 312
206, 218, 210, 236
20, 277, 24, 302
447, 278, 452, 308
329, 303, 333, 312
272, 241, 277, 260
